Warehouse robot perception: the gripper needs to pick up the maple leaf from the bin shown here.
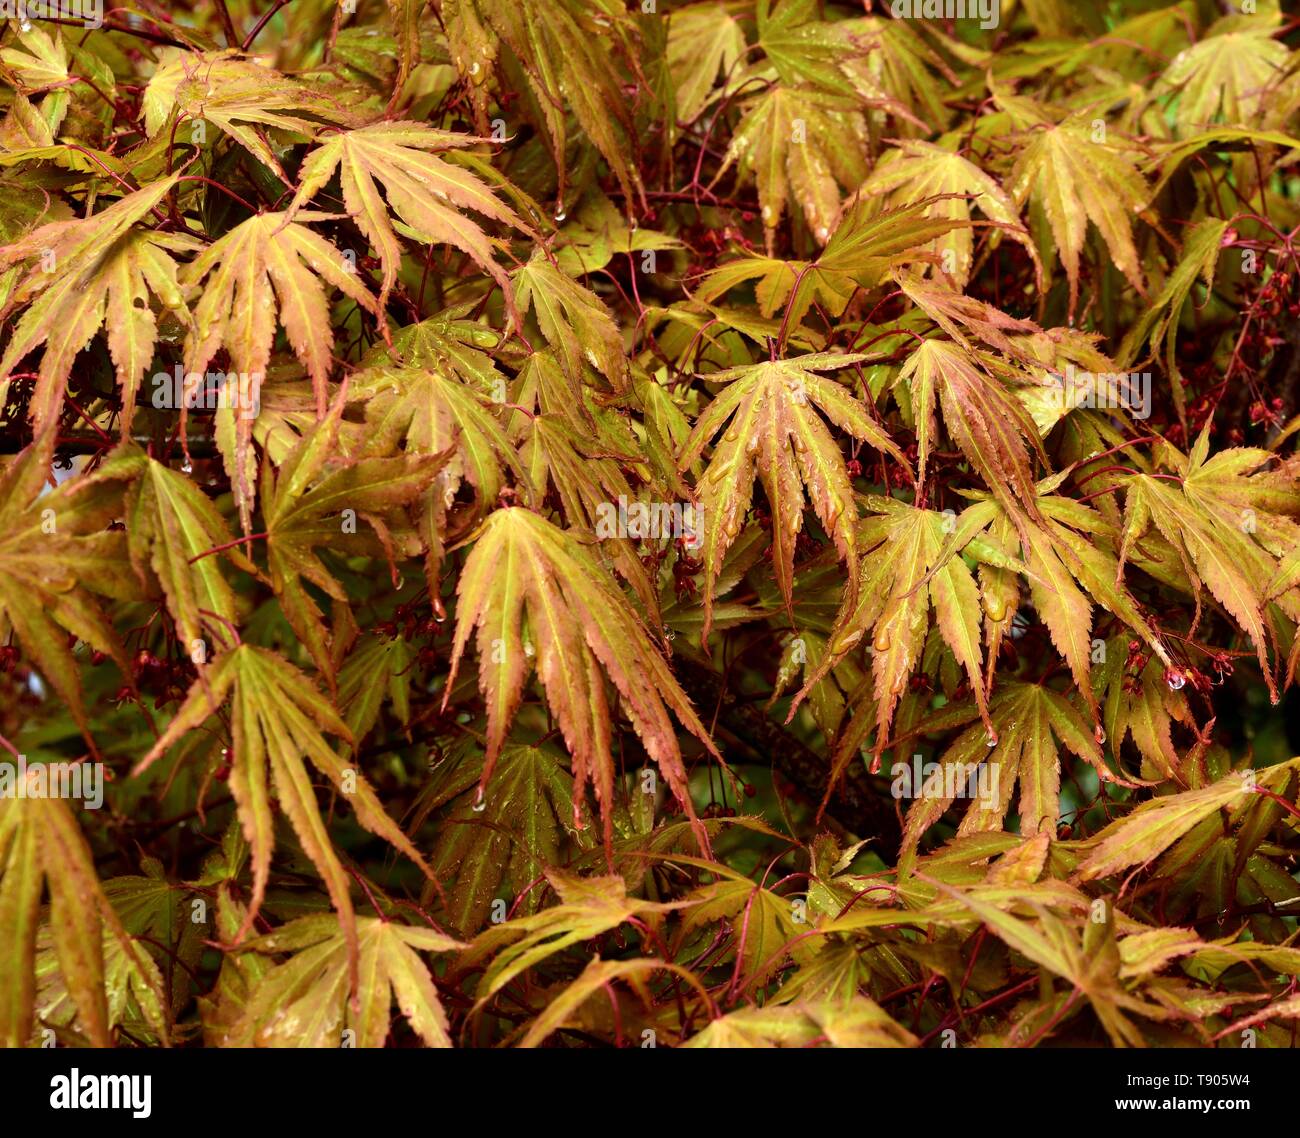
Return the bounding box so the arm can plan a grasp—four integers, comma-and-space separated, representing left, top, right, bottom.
681, 865, 814, 990
793, 499, 1000, 780
923, 480, 1173, 719
133, 645, 440, 988
517, 956, 705, 1048
288, 122, 527, 313
414, 741, 583, 936
683, 996, 917, 1048
228, 914, 464, 1047
442, 0, 642, 207
101, 861, 206, 1021
666, 2, 747, 125
930, 881, 1162, 1047
718, 84, 869, 245
462, 869, 681, 1002
892, 337, 1046, 515
1096, 639, 1195, 784
1156, 22, 1290, 132
1007, 118, 1149, 318
857, 138, 1040, 290
896, 681, 1117, 869
95, 444, 253, 661
1074, 763, 1300, 883
262, 412, 446, 682
183, 209, 378, 412
1117, 429, 1300, 704
0, 25, 73, 136
0, 176, 190, 434
443, 507, 719, 849
142, 52, 357, 177
0, 788, 166, 1047
518, 409, 663, 621
839, 15, 956, 134
681, 356, 902, 639
352, 362, 527, 588
695, 197, 971, 331
180, 209, 379, 529
514, 254, 628, 393
0, 445, 136, 740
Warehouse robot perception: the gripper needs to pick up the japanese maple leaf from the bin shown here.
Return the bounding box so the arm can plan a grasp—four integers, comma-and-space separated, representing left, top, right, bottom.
717, 84, 870, 245
226, 914, 464, 1048
352, 362, 527, 589
696, 197, 972, 332
1007, 117, 1149, 318
1117, 429, 1300, 704
444, 507, 720, 851
180, 209, 379, 529
514, 254, 628, 393
133, 645, 441, 992
0, 176, 191, 434
142, 52, 357, 177
678, 352, 906, 638
858, 138, 1040, 289
287, 122, 527, 314
0, 444, 137, 741
95, 444, 255, 659
892, 337, 1046, 516
462, 869, 682, 1003
1156, 23, 1290, 131
666, 2, 746, 125
262, 413, 447, 683
0, 790, 167, 1048
792, 499, 1000, 785
898, 681, 1119, 867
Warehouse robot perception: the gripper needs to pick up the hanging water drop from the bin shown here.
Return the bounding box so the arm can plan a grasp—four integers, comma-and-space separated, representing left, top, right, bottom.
985, 731, 998, 748
1094, 724, 1106, 745
1165, 668, 1186, 691
872, 628, 891, 653
181, 459, 193, 474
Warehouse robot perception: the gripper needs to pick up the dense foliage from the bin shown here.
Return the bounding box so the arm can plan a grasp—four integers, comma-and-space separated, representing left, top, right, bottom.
2, 0, 1300, 1049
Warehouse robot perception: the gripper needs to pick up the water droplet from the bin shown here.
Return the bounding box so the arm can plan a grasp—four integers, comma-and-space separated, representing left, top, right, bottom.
1165, 668, 1186, 691
872, 628, 891, 653
1094, 724, 1106, 745
985, 731, 998, 748
181, 459, 193, 474
554, 206, 567, 223
470, 61, 480, 76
